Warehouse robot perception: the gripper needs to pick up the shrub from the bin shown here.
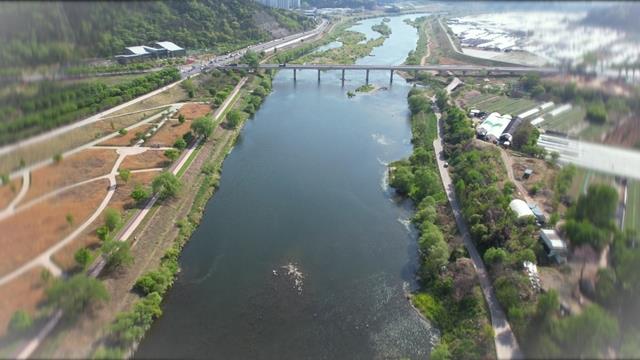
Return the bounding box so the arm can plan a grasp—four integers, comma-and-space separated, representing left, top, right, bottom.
8, 310, 32, 333
46, 274, 108, 314
173, 138, 187, 150
152, 172, 181, 199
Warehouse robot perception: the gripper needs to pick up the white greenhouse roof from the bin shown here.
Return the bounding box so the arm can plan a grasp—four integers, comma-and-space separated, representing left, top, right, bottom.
477, 112, 512, 139
509, 199, 535, 218
155, 41, 184, 51
518, 107, 539, 119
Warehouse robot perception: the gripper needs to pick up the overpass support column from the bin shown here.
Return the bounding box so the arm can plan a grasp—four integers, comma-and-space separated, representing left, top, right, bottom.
341, 69, 345, 87
390, 69, 394, 83
318, 69, 321, 82
366, 69, 370, 84
293, 68, 297, 82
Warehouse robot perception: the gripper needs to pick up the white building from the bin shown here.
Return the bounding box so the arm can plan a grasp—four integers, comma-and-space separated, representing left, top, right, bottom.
255, 0, 300, 9
540, 229, 568, 264
509, 199, 535, 221
476, 112, 512, 141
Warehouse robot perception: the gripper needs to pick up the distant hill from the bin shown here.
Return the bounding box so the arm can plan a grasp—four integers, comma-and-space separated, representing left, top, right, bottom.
0, 0, 314, 67
581, 3, 640, 35
303, 0, 397, 9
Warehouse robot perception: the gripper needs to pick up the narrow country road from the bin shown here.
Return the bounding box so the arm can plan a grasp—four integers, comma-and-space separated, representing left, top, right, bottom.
432, 83, 522, 359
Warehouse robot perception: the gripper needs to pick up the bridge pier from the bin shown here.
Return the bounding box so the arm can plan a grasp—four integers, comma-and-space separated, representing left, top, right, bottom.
293, 68, 297, 82
318, 69, 321, 82
341, 69, 345, 87
366, 69, 370, 84
390, 69, 393, 83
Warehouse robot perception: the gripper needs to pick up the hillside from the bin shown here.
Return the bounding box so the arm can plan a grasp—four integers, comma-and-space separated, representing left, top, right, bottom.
0, 0, 314, 67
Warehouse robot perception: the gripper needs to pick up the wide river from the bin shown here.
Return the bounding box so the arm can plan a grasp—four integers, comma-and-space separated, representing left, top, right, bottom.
136, 14, 437, 359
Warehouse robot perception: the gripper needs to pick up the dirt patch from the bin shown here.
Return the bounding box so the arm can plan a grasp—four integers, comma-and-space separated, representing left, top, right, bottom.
510, 154, 557, 214
0, 179, 109, 277
21, 149, 117, 205
145, 120, 192, 147
52, 171, 160, 271
177, 103, 211, 120
119, 150, 169, 171
98, 125, 153, 146
604, 115, 640, 149
0, 178, 22, 210
0, 267, 47, 337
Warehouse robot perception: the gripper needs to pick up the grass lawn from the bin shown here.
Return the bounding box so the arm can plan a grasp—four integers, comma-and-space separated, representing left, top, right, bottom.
625, 180, 640, 233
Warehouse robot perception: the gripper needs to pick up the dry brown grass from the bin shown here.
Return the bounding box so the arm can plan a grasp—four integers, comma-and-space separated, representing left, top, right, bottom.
0, 179, 109, 277
145, 120, 192, 147
108, 85, 187, 117
119, 150, 169, 171
98, 124, 153, 146
0, 178, 22, 210
52, 171, 159, 271
0, 266, 46, 337
177, 103, 211, 120
21, 148, 117, 205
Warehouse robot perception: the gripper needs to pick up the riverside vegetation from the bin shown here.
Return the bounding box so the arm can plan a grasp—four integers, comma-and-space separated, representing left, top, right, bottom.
91, 70, 274, 358
389, 88, 495, 359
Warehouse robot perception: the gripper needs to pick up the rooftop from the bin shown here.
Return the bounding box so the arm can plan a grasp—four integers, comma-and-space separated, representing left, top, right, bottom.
155, 41, 184, 51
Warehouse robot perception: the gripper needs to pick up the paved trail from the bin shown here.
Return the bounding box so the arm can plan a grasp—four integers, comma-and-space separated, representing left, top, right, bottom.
431, 82, 522, 359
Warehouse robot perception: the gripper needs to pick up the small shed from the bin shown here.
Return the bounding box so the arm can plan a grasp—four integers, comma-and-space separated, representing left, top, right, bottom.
540, 229, 568, 264
529, 203, 546, 224
523, 168, 533, 179
510, 199, 535, 220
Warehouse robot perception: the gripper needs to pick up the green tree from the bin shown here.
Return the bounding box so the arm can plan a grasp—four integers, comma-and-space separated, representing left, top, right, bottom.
118, 169, 131, 183
191, 116, 214, 138
46, 274, 109, 314
104, 208, 121, 232
131, 184, 150, 204
74, 247, 92, 269
152, 172, 181, 200
242, 50, 260, 69
226, 110, 242, 129
484, 247, 508, 265
1, 174, 9, 185
173, 138, 187, 150
586, 101, 607, 124
53, 153, 63, 164
118, 128, 128, 136
101, 239, 134, 272
164, 148, 180, 162
430, 341, 451, 360
575, 184, 618, 228
8, 310, 32, 333
178, 114, 186, 124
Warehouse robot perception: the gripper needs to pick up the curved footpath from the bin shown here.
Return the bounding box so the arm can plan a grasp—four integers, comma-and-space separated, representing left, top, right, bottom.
431, 85, 522, 359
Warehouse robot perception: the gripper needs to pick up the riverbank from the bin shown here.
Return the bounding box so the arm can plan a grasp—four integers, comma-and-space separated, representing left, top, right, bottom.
388, 88, 496, 359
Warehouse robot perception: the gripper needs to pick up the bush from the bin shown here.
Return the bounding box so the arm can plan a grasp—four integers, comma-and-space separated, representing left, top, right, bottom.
131, 184, 150, 204
586, 101, 607, 124
46, 274, 108, 314
173, 138, 187, 150
104, 208, 121, 232
8, 310, 32, 333
118, 169, 131, 183
101, 239, 133, 272
191, 116, 214, 138
164, 148, 180, 162
74, 247, 92, 269
178, 114, 185, 124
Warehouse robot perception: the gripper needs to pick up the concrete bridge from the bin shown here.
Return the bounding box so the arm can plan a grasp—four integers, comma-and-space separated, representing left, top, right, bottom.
215, 63, 560, 84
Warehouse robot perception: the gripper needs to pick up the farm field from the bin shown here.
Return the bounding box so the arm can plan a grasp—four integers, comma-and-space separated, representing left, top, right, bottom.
466, 95, 537, 116
625, 180, 640, 233
541, 106, 586, 134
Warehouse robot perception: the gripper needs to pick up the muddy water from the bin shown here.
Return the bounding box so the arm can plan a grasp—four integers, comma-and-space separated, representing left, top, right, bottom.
136, 14, 437, 359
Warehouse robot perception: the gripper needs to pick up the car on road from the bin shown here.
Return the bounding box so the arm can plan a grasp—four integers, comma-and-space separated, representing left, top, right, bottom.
444, 162, 449, 168
279, 63, 287, 67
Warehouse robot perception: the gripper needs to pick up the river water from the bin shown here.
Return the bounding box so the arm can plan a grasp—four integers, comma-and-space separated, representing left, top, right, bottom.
136, 14, 436, 359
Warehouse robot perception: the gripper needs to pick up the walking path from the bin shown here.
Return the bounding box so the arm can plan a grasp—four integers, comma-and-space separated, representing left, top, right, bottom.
13, 76, 248, 360
432, 82, 522, 359
0, 172, 29, 219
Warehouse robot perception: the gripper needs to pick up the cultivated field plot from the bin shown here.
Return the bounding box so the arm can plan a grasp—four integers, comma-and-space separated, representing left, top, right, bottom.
119, 149, 169, 170
0, 177, 22, 210
0, 180, 109, 277
625, 180, 640, 233
177, 103, 212, 120
52, 171, 160, 271
0, 267, 46, 337
99, 124, 153, 146
20, 148, 117, 205
465, 95, 536, 116
567, 166, 616, 201
145, 120, 192, 147
541, 106, 586, 134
